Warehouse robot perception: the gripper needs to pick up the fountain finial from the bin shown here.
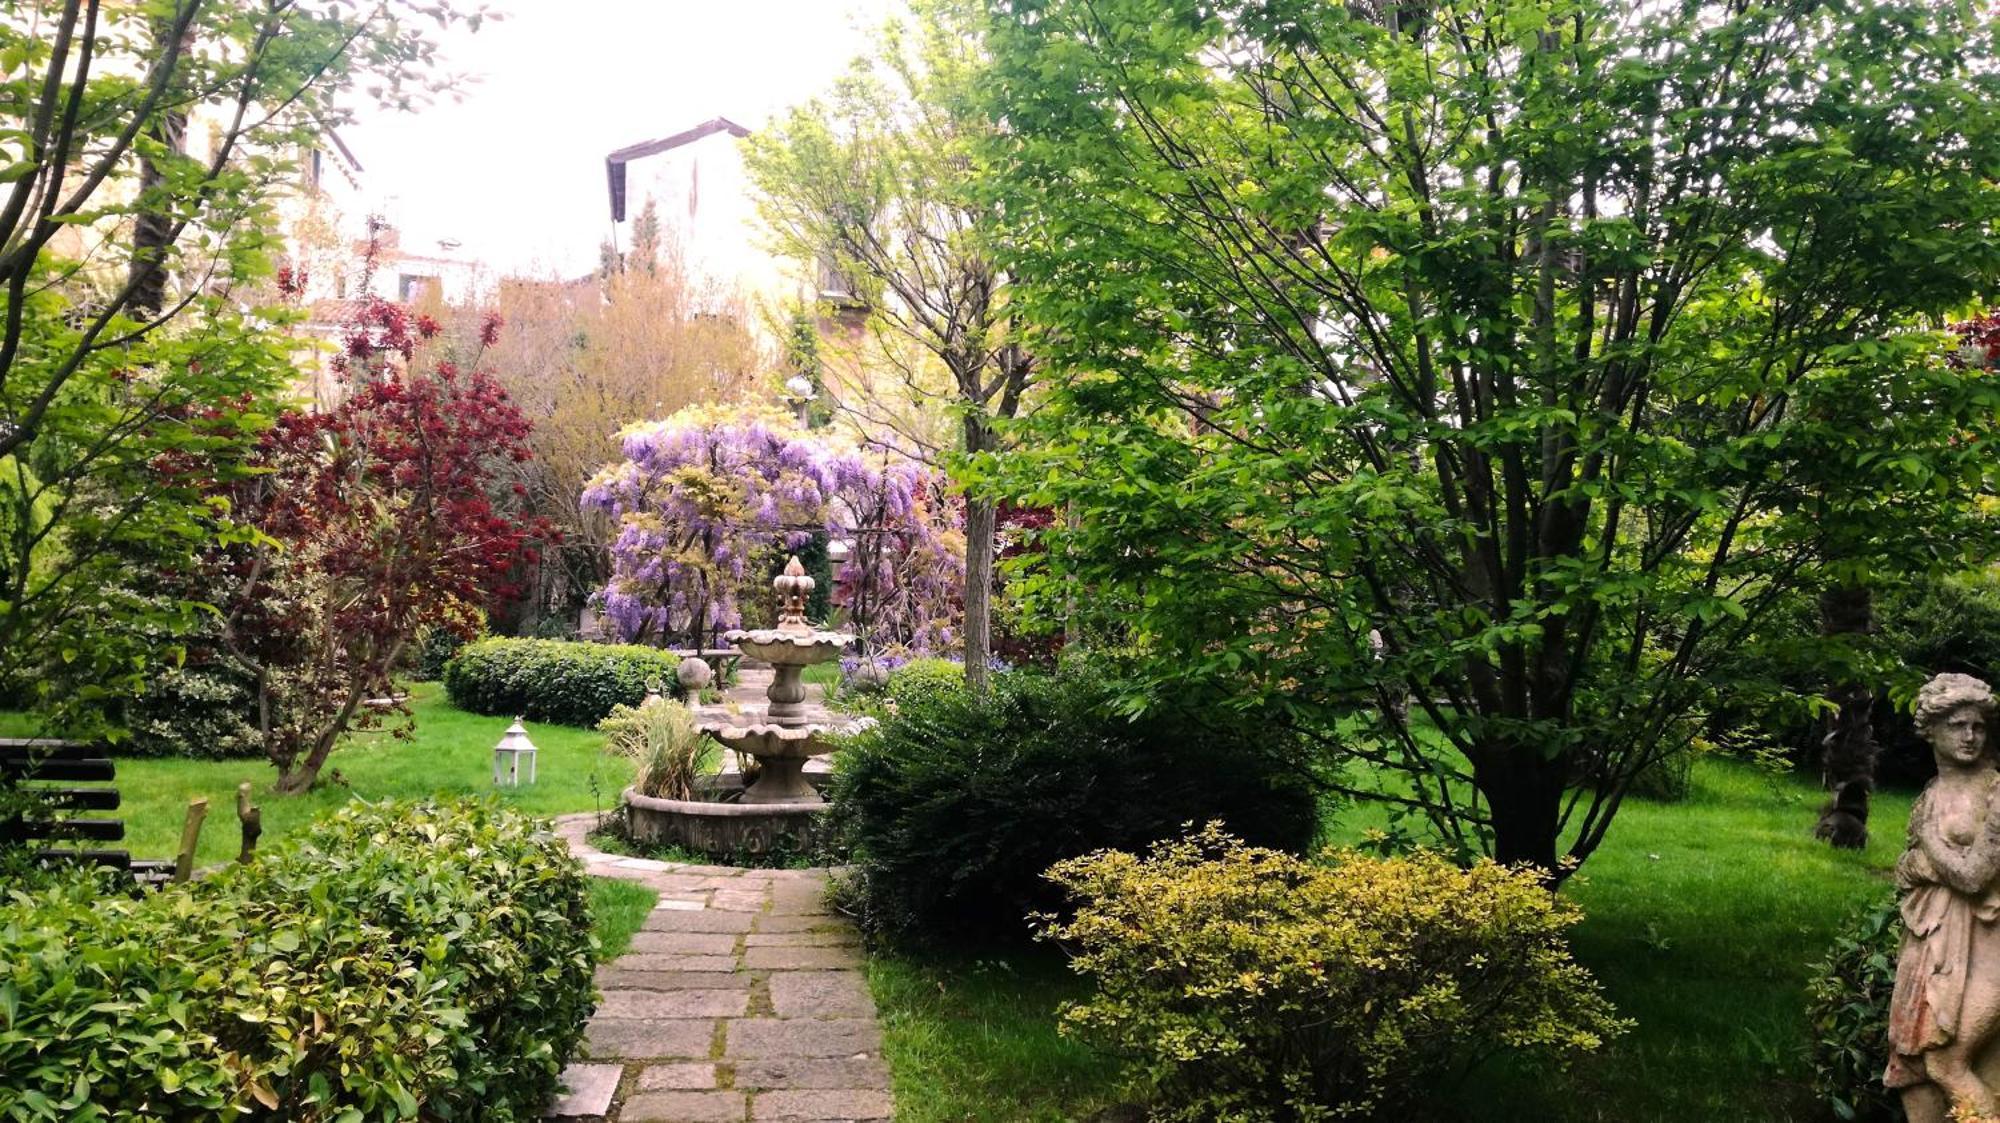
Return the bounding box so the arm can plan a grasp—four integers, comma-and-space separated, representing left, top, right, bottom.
774, 555, 815, 634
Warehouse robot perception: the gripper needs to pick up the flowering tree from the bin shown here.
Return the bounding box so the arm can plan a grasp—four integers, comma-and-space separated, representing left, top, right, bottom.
585, 405, 961, 651
220, 296, 543, 794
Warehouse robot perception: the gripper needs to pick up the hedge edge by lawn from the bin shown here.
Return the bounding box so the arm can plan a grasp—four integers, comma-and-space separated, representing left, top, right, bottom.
444, 637, 680, 727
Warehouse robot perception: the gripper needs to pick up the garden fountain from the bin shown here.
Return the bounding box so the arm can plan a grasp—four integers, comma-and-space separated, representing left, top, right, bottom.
621, 557, 856, 857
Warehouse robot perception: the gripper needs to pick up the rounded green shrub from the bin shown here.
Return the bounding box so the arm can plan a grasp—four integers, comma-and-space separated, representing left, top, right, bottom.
0, 798, 596, 1121
884, 657, 966, 708
1044, 825, 1628, 1121
444, 637, 680, 726
115, 662, 266, 759
828, 660, 1322, 946
1805, 894, 1905, 1122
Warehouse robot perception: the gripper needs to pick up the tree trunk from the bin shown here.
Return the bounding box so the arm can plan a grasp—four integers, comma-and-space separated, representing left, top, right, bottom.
273, 637, 407, 794
962, 412, 996, 692
130, 14, 185, 317
1814, 582, 1877, 849
1478, 749, 1566, 876
964, 496, 996, 693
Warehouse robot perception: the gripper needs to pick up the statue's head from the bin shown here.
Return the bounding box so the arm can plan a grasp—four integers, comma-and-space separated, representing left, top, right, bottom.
1916, 672, 1997, 770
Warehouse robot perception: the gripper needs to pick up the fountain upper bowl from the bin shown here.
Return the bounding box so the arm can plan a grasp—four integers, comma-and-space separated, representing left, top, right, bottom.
724, 627, 854, 666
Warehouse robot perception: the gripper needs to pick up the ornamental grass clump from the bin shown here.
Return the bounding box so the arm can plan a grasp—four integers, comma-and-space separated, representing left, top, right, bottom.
1043, 825, 1627, 1121
601, 694, 711, 800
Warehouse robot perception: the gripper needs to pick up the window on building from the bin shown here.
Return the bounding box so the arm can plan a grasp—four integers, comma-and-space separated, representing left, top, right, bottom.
398, 274, 437, 302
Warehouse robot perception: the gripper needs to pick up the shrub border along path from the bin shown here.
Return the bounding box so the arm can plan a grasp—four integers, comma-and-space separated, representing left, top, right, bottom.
550, 815, 894, 1122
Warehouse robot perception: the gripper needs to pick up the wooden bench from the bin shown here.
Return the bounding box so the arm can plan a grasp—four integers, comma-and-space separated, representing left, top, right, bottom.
0, 738, 178, 884
0, 739, 264, 886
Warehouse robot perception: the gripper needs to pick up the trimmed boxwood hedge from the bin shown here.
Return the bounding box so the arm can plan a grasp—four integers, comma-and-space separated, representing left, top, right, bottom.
0, 799, 596, 1122
444, 637, 680, 726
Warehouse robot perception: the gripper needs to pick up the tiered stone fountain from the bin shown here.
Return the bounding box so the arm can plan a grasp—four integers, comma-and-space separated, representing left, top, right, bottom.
621, 557, 854, 857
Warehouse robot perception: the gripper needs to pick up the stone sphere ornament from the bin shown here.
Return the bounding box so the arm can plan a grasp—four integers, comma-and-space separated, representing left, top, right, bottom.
677, 656, 714, 693
1886, 672, 2000, 1123
844, 660, 891, 695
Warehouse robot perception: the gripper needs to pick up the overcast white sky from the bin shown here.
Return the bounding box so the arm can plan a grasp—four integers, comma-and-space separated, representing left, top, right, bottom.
339, 0, 897, 279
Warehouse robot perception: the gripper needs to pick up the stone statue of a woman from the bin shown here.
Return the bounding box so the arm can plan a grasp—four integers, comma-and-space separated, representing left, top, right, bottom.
1887, 672, 2000, 1123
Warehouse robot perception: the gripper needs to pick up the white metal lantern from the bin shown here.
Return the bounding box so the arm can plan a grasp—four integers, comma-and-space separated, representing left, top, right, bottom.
493, 718, 538, 786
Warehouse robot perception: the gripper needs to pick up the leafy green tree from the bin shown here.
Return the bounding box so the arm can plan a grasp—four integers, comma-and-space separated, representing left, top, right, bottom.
746, 0, 1033, 690
0, 1, 475, 718
987, 0, 2000, 874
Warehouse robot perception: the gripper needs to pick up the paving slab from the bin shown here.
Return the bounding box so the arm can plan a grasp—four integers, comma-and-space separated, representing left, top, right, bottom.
618, 953, 740, 973
733, 1057, 891, 1092
544, 1062, 621, 1119
744, 931, 858, 948
750, 1089, 894, 1121
620, 1091, 748, 1122
629, 931, 742, 956
635, 1063, 721, 1091
725, 1018, 882, 1059
645, 909, 756, 934
597, 988, 749, 1019
596, 968, 753, 992
751, 913, 842, 934
583, 1017, 716, 1060
742, 946, 864, 971
768, 972, 876, 1018
767, 883, 830, 916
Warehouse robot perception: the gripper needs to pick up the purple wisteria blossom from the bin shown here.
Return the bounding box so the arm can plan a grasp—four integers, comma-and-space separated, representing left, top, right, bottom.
583, 405, 964, 651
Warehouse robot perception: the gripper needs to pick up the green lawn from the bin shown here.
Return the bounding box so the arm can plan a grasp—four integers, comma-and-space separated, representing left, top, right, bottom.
13, 683, 633, 870
588, 876, 658, 961
869, 757, 1910, 1123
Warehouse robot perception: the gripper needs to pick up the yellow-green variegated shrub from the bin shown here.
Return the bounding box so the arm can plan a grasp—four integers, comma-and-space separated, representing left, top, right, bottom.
1043, 826, 1627, 1121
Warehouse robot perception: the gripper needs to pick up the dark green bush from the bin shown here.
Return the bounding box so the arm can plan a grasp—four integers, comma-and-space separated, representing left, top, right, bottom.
444, 637, 680, 726
1805, 894, 1905, 1122
413, 623, 481, 681
828, 660, 1323, 946
0, 798, 596, 1122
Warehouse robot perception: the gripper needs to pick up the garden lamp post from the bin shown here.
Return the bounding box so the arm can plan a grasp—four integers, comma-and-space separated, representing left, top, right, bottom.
493, 718, 538, 786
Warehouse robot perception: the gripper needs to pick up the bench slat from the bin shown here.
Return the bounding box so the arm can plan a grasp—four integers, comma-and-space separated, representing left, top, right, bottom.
29, 788, 119, 811
1, 757, 114, 782
1, 818, 125, 842
34, 848, 133, 870
0, 738, 94, 760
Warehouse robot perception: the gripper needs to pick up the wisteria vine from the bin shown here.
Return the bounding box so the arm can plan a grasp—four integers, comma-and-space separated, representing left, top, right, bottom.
583, 405, 963, 651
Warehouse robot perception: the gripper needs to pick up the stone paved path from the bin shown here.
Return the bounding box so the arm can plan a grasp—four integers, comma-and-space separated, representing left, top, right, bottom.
549, 815, 894, 1123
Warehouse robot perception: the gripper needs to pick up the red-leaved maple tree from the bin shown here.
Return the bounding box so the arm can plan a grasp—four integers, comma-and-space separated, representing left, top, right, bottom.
221, 293, 543, 793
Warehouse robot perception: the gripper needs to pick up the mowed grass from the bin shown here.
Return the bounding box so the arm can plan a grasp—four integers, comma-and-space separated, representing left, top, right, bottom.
869, 951, 1124, 1123
588, 876, 659, 961
868, 757, 1911, 1123
8, 682, 633, 870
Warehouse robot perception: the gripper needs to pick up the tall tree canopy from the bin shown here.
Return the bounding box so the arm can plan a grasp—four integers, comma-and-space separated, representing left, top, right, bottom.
482, 224, 763, 631
0, 0, 475, 713
987, 0, 2000, 873
745, 0, 1032, 690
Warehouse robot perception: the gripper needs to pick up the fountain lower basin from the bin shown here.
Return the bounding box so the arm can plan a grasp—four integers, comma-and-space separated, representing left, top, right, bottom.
622, 773, 833, 857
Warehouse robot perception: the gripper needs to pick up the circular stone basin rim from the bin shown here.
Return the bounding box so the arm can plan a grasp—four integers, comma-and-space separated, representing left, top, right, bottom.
623, 787, 826, 815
